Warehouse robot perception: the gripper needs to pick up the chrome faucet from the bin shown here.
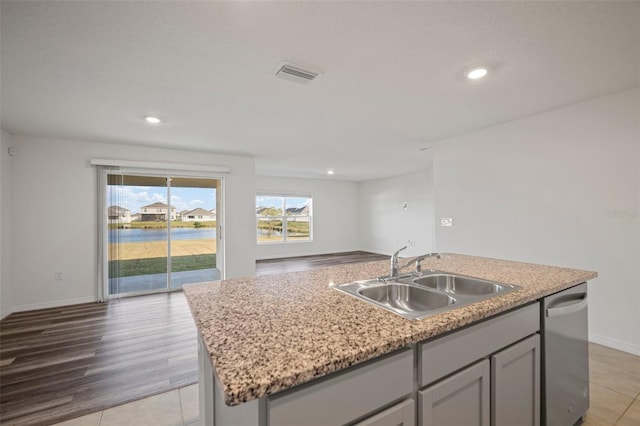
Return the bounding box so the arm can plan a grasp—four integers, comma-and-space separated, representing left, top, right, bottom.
400, 252, 442, 274
390, 246, 407, 277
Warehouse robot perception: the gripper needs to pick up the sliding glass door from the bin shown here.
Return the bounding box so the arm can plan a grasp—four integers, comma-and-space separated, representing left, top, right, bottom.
105, 172, 220, 297
107, 174, 168, 295
168, 177, 218, 289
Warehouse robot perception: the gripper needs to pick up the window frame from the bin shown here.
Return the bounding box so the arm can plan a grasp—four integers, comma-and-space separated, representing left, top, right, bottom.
256, 193, 313, 244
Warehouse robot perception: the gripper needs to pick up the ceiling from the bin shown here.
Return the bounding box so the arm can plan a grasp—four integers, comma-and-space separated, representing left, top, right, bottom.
1, 1, 638, 181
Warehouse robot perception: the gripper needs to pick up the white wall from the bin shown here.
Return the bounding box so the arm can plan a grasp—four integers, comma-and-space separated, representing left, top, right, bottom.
0, 130, 13, 318
9, 135, 256, 312
433, 88, 640, 355
359, 170, 435, 257
255, 176, 360, 259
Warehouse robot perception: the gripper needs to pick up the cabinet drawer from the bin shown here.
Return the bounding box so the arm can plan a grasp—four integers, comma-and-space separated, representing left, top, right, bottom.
419, 303, 540, 387
354, 399, 415, 426
268, 349, 414, 426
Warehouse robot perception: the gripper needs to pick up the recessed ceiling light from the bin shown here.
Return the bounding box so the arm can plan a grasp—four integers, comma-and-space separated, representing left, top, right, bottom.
144, 116, 162, 124
327, 170, 335, 175
466, 67, 488, 80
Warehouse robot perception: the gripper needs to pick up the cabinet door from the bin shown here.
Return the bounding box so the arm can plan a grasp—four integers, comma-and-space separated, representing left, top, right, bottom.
269, 349, 413, 426
419, 303, 539, 387
354, 399, 415, 426
419, 360, 490, 426
491, 334, 540, 426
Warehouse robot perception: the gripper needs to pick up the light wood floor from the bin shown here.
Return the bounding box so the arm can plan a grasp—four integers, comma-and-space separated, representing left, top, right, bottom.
0, 251, 386, 425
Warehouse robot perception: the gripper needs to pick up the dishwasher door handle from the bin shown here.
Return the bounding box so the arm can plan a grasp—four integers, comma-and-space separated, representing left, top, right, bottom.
546, 294, 588, 318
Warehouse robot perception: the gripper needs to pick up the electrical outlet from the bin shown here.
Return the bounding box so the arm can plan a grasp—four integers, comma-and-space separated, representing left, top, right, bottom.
55, 272, 63, 281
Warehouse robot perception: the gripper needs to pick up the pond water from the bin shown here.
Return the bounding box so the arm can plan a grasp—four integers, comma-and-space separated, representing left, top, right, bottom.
109, 227, 216, 243
111, 227, 284, 242
256, 228, 282, 237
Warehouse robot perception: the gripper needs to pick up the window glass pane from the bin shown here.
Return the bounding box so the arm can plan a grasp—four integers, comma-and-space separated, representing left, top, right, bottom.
107, 174, 222, 296
257, 217, 284, 243
285, 197, 311, 216
256, 194, 311, 243
107, 174, 168, 295
256, 196, 283, 216
169, 178, 218, 289
286, 217, 310, 240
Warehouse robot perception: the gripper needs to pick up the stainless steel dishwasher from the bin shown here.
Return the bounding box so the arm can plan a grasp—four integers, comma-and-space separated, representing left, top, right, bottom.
541, 282, 589, 426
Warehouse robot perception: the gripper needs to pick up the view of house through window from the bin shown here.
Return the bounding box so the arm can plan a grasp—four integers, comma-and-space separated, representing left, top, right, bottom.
256, 195, 312, 243
107, 174, 220, 296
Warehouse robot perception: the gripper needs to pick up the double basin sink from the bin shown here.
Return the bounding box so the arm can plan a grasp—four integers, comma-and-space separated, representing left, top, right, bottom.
334, 271, 521, 320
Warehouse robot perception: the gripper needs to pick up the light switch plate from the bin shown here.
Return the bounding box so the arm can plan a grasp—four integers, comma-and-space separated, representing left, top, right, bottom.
440, 217, 453, 227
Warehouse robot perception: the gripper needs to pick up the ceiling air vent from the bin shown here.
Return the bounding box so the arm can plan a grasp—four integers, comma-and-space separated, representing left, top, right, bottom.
275, 64, 319, 85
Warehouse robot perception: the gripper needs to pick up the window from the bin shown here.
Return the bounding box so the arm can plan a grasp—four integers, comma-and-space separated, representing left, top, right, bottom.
104, 173, 220, 297
256, 195, 312, 243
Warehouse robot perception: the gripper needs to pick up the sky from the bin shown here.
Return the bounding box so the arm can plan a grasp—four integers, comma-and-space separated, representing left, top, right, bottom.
256, 196, 310, 210
108, 186, 216, 213
110, 187, 309, 214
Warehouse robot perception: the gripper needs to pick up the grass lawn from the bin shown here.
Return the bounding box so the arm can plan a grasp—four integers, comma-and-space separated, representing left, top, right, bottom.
109, 239, 216, 260
110, 254, 216, 277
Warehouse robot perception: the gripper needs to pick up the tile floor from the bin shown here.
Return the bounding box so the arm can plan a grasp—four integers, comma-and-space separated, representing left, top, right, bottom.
53, 385, 198, 426
53, 343, 639, 426
582, 343, 640, 426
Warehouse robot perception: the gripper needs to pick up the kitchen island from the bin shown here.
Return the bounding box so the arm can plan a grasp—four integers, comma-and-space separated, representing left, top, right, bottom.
183, 253, 597, 426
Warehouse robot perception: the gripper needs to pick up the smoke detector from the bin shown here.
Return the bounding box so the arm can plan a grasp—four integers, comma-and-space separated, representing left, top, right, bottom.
275, 63, 320, 85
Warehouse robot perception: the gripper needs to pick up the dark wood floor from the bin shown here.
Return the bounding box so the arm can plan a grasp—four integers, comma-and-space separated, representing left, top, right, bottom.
0, 251, 386, 425
255, 250, 387, 275
0, 293, 197, 426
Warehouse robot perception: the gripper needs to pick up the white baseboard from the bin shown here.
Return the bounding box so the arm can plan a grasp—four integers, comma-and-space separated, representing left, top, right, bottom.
13, 296, 98, 313
589, 332, 640, 356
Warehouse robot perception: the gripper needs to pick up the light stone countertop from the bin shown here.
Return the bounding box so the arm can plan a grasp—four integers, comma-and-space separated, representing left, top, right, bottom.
183, 253, 597, 406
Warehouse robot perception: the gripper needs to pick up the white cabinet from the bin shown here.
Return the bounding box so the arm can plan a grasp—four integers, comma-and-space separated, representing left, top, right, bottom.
354, 399, 415, 426
199, 303, 542, 426
268, 349, 413, 426
491, 334, 540, 426
418, 335, 540, 426
419, 360, 490, 426
418, 304, 540, 426
418, 304, 539, 387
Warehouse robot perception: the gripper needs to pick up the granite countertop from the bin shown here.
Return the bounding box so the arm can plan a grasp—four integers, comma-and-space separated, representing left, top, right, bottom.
183, 253, 597, 406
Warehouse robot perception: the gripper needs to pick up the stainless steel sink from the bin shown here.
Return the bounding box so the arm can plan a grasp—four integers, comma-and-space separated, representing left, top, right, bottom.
412, 274, 506, 295
358, 283, 454, 313
334, 271, 520, 321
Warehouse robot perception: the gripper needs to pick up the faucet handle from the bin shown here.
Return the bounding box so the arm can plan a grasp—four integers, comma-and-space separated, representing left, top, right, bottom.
412, 253, 442, 273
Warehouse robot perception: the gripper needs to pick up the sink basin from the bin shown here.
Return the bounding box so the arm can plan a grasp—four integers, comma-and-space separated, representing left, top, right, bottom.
412, 274, 505, 295
334, 271, 521, 321
358, 283, 454, 313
